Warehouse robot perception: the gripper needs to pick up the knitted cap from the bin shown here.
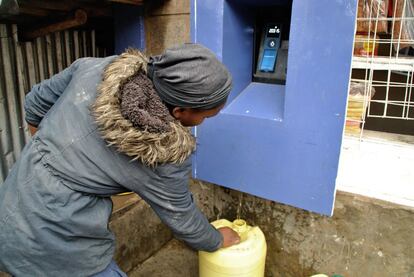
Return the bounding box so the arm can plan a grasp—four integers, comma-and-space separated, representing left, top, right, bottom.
147, 43, 232, 109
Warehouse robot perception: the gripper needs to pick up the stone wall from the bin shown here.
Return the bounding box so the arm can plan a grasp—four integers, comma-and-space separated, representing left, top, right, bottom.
143, 0, 190, 56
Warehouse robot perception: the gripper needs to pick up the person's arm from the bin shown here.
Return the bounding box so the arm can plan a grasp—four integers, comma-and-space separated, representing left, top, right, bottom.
24, 59, 80, 128
127, 160, 239, 252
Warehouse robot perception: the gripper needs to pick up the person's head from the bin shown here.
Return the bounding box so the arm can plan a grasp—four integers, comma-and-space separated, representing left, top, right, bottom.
147, 43, 232, 127
165, 102, 225, 127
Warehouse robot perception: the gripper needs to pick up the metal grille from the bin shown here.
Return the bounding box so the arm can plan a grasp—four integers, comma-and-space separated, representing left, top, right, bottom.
347, 0, 414, 138
0, 23, 107, 182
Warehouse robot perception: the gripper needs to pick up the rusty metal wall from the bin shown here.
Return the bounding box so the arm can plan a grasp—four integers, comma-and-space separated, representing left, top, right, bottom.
0, 24, 107, 182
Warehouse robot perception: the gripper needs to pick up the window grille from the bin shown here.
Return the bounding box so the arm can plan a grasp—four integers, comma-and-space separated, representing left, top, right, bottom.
347, 0, 414, 139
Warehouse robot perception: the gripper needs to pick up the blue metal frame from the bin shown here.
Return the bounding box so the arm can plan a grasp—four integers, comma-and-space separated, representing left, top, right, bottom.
114, 4, 145, 54
191, 0, 357, 215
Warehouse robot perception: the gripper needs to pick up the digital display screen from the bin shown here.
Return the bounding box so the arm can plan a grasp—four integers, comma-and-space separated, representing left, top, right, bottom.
267, 26, 280, 38
260, 49, 277, 72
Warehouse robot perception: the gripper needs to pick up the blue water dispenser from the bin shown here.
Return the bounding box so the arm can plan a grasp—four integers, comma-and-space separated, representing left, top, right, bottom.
191, 0, 357, 215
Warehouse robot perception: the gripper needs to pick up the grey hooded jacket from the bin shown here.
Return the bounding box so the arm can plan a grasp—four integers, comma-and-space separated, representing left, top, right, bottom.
0, 52, 222, 277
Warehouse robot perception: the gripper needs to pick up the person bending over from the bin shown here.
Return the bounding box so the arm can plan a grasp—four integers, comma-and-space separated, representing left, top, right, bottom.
0, 43, 240, 277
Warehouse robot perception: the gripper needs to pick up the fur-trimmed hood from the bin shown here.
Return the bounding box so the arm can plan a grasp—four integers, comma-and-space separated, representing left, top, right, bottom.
92, 49, 195, 166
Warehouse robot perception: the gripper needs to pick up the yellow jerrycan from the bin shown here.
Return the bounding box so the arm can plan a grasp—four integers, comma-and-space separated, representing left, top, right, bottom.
199, 219, 267, 277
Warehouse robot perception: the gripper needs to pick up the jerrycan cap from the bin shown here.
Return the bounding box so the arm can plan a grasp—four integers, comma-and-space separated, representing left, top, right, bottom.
211, 219, 266, 253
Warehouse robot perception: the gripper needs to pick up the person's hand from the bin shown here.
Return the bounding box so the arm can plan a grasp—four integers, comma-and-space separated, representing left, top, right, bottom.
218, 227, 240, 248
28, 124, 38, 136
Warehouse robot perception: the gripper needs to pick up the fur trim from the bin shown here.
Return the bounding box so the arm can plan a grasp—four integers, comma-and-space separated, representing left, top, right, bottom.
92, 49, 195, 166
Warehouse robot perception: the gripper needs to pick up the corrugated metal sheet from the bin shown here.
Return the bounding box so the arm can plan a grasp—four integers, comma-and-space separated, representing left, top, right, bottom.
0, 24, 107, 182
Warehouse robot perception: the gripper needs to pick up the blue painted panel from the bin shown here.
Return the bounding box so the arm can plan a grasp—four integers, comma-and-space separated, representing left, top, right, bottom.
191, 0, 224, 59
222, 0, 254, 103
224, 83, 284, 121
191, 0, 358, 215
195, 114, 336, 214
114, 4, 145, 54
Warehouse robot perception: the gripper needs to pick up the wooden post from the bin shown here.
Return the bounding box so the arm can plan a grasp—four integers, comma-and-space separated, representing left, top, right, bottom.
22, 9, 88, 41
35, 37, 46, 80
24, 42, 37, 87
64, 31, 71, 67
73, 30, 80, 60
0, 25, 24, 159
55, 32, 63, 72
45, 34, 55, 76
91, 30, 96, 57
12, 25, 31, 144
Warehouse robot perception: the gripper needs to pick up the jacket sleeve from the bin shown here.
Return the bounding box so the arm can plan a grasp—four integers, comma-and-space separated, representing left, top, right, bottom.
128, 160, 223, 252
24, 59, 80, 127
